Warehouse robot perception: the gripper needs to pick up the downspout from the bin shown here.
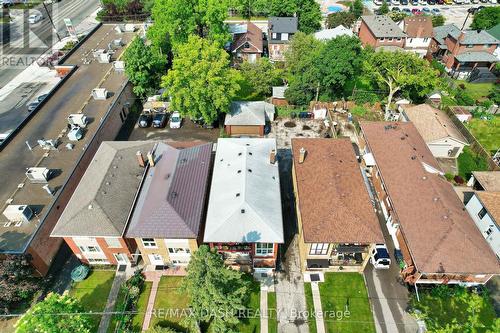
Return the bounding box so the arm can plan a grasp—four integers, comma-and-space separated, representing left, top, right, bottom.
414, 275, 421, 302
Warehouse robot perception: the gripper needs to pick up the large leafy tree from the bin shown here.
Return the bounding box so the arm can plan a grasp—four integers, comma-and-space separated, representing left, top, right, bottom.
379, 0, 389, 15
269, 0, 322, 33
147, 0, 230, 49
123, 37, 167, 97
180, 245, 249, 333
240, 58, 283, 98
350, 0, 364, 18
326, 11, 357, 28
363, 50, 439, 116
470, 7, 500, 30
269, 0, 298, 16
15, 293, 92, 333
0, 255, 40, 314
162, 35, 240, 123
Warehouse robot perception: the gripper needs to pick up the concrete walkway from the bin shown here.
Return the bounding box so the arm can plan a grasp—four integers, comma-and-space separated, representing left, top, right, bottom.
97, 269, 126, 333
261, 286, 269, 333
311, 282, 326, 333
141, 275, 160, 331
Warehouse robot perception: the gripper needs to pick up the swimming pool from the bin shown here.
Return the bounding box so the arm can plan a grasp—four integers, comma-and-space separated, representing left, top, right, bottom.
327, 5, 344, 12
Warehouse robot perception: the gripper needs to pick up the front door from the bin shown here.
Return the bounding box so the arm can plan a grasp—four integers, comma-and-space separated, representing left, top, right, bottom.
113, 253, 128, 265
148, 254, 164, 266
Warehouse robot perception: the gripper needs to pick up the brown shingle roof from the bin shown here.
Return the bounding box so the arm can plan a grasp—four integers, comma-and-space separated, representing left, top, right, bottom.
361, 121, 499, 275
231, 22, 263, 53
472, 171, 500, 191
476, 192, 500, 223
403, 17, 433, 38
292, 138, 384, 244
402, 104, 467, 144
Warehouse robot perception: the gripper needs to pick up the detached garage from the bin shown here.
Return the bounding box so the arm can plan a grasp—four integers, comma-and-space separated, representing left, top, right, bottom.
224, 101, 275, 137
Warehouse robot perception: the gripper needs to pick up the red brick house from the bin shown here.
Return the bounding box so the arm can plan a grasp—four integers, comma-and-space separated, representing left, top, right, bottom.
358, 15, 406, 50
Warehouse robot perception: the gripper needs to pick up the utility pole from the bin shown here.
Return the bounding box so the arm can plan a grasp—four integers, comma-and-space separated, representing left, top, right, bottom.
461, 7, 477, 30
42, 2, 61, 42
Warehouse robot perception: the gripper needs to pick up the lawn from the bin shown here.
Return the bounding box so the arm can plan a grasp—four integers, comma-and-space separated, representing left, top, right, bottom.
466, 115, 500, 155
150, 276, 189, 331
319, 273, 375, 333
131, 281, 153, 331
459, 81, 495, 101
69, 270, 115, 331
457, 146, 489, 180
238, 274, 261, 333
234, 77, 265, 102
107, 286, 127, 333
304, 283, 317, 333
411, 286, 497, 333
268, 292, 277, 333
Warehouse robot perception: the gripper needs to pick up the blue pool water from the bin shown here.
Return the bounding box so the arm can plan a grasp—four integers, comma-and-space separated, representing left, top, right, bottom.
327, 5, 343, 12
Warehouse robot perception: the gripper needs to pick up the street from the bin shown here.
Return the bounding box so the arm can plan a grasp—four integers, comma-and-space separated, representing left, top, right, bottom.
0, 0, 100, 87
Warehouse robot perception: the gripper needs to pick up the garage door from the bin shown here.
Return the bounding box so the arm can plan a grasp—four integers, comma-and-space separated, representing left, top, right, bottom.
429, 144, 452, 158
229, 125, 262, 136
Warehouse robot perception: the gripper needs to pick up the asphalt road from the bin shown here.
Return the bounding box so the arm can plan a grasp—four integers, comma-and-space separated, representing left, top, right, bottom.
0, 0, 100, 87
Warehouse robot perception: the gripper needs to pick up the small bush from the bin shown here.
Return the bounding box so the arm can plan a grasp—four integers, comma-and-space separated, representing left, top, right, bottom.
444, 173, 454, 181
350, 106, 369, 117
453, 175, 464, 184
455, 91, 475, 106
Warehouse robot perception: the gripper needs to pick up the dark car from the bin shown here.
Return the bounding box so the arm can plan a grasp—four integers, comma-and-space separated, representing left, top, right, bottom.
436, 0, 444, 4
152, 112, 168, 128
138, 113, 152, 128
392, 6, 401, 10
400, 0, 409, 5
427, 0, 436, 4
27, 101, 40, 112
410, 0, 419, 5
37, 94, 49, 102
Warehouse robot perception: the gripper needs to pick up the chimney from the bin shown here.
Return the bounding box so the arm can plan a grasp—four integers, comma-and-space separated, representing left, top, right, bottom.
270, 149, 276, 164
147, 151, 155, 167
136, 151, 145, 167
298, 147, 306, 164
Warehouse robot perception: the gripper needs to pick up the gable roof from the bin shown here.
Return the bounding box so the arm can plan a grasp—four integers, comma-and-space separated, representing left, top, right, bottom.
487, 23, 500, 40
204, 138, 283, 243
403, 17, 433, 38
402, 104, 467, 144
461, 29, 498, 45
476, 192, 500, 224
314, 26, 354, 40
126, 142, 212, 239
360, 121, 499, 275
225, 101, 274, 126
472, 171, 500, 191
51, 141, 155, 237
455, 51, 498, 63
361, 15, 406, 38
433, 24, 461, 46
231, 22, 263, 53
269, 17, 298, 33
292, 138, 384, 244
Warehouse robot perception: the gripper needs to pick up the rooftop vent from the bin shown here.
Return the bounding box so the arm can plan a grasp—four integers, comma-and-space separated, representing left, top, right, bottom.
248, 169, 252, 173
171, 192, 178, 199
299, 147, 306, 164
236, 193, 240, 197
237, 170, 242, 173
241, 209, 245, 213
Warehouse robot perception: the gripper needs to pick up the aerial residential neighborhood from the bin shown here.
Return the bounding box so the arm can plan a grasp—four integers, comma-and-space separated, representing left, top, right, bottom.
0, 0, 499, 333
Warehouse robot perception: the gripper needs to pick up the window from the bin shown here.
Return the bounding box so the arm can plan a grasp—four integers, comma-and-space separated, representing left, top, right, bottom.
379, 38, 385, 42
478, 207, 487, 219
87, 258, 108, 264
409, 38, 413, 43
142, 238, 157, 248
484, 44, 490, 48
272, 33, 277, 39
387, 38, 393, 42
255, 243, 274, 256
309, 243, 329, 255
172, 259, 189, 264
486, 228, 493, 236
168, 247, 190, 254
152, 254, 162, 261
282, 33, 289, 41
466, 44, 473, 48
105, 238, 121, 248
87, 246, 101, 252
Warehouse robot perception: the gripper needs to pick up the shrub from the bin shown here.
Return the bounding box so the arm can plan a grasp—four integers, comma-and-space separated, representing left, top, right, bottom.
455, 91, 475, 106
350, 106, 369, 117
453, 175, 464, 184
431, 59, 445, 74
457, 147, 489, 180
444, 173, 454, 181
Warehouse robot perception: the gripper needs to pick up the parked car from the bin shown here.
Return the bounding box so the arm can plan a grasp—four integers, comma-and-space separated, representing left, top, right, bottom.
392, 6, 401, 11
470, 0, 479, 3
391, 0, 400, 5
400, 0, 409, 4
371, 244, 391, 269
410, 0, 419, 4
138, 113, 152, 128
411, 7, 421, 14
436, 0, 445, 4
419, 0, 427, 4
463, 0, 471, 4
453, 0, 464, 4
374, 0, 383, 5
431, 8, 441, 14
402, 7, 412, 14
422, 7, 431, 13
37, 94, 48, 102
488, 0, 497, 3
28, 13, 43, 24
427, 0, 436, 4
169, 111, 182, 129
152, 112, 168, 128
444, 0, 453, 4
27, 101, 40, 112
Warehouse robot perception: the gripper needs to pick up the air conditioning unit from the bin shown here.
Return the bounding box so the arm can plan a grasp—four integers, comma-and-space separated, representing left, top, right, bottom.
67, 114, 88, 128
3, 205, 33, 224
25, 167, 52, 183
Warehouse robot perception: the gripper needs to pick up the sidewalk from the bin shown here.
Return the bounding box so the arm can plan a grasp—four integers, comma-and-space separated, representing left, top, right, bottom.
141, 274, 160, 331
260, 286, 268, 333
311, 282, 326, 333
97, 268, 126, 333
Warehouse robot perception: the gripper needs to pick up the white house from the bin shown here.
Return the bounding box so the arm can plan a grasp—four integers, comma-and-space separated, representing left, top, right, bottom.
399, 17, 433, 58
465, 192, 500, 259
314, 25, 354, 41
400, 104, 468, 158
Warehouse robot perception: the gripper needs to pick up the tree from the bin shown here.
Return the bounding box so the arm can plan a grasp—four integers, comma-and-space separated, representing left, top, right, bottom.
470, 7, 500, 30
147, 0, 229, 49
388, 11, 408, 23
431, 15, 445, 27
350, 0, 364, 18
123, 37, 167, 97
269, 0, 297, 16
296, 0, 322, 34
379, 0, 389, 15
15, 293, 92, 333
240, 58, 283, 97
326, 11, 357, 28
147, 326, 180, 333
0, 255, 40, 314
162, 35, 240, 123
180, 245, 249, 333
363, 50, 439, 117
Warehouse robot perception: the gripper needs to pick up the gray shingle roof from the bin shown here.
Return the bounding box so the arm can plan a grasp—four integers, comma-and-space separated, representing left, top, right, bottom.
362, 15, 406, 38
433, 24, 461, 45
225, 101, 275, 126
126, 142, 212, 239
455, 51, 498, 62
269, 17, 298, 34
461, 30, 498, 45
51, 141, 155, 237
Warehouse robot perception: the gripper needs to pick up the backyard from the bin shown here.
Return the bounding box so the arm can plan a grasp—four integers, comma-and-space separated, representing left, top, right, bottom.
304, 283, 317, 333
69, 270, 115, 331
319, 273, 376, 333
268, 292, 278, 333
238, 274, 261, 333
149, 276, 189, 331
466, 115, 500, 155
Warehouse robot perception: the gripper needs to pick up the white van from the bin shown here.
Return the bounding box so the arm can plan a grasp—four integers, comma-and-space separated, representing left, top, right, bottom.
370, 244, 391, 269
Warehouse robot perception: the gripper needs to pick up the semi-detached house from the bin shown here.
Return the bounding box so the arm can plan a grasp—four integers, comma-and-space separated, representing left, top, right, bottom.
359, 15, 407, 51
359, 121, 499, 285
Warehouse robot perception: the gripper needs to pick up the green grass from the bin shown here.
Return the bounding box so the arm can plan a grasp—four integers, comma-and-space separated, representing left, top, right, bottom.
69, 270, 115, 331
132, 281, 152, 331
466, 115, 500, 155
459, 81, 495, 101
238, 274, 261, 333
319, 273, 375, 333
268, 292, 277, 333
304, 283, 317, 333
457, 146, 489, 180
234, 77, 265, 102
107, 286, 127, 333
150, 276, 189, 332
